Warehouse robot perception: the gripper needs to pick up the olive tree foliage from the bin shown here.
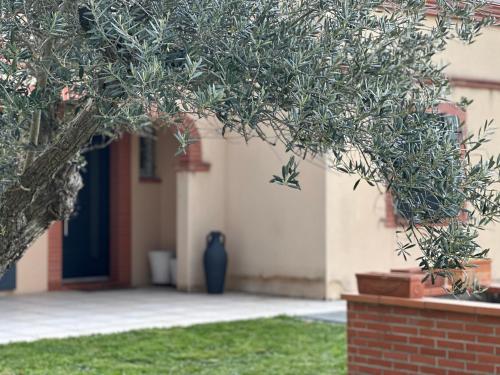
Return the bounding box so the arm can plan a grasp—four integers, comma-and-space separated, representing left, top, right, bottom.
0, 0, 498, 292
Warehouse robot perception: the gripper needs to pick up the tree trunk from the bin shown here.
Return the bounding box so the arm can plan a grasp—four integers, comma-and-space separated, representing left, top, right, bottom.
0, 100, 100, 276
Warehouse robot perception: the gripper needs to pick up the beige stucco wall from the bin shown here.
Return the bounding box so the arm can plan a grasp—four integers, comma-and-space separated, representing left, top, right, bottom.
224, 137, 328, 298
159, 133, 178, 251
15, 233, 49, 294
325, 173, 410, 297
131, 135, 162, 286
0, 232, 49, 296
451, 87, 500, 279
127, 117, 227, 292
130, 131, 178, 286
443, 25, 500, 81
176, 118, 227, 292
173, 117, 329, 298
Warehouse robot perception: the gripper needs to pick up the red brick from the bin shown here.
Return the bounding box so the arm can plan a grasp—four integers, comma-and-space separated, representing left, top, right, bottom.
393, 362, 418, 372
366, 322, 391, 331
477, 315, 500, 325
349, 355, 361, 365
381, 370, 408, 375
356, 356, 392, 369
419, 328, 446, 338
358, 348, 383, 358
174, 117, 210, 172
408, 318, 434, 328
392, 307, 421, 316
410, 354, 435, 366
437, 340, 464, 350
476, 354, 500, 363
448, 351, 476, 361
358, 313, 386, 322
109, 136, 132, 286
392, 344, 416, 354
349, 312, 359, 320
466, 362, 496, 374
366, 358, 393, 369
351, 337, 380, 347
447, 332, 476, 342
445, 312, 476, 322
409, 336, 434, 346
347, 327, 358, 337
466, 344, 495, 354
349, 321, 367, 329
363, 305, 393, 314
435, 321, 464, 331
421, 310, 447, 319
48, 222, 63, 290
437, 358, 465, 369
478, 335, 500, 345
384, 334, 408, 343
355, 365, 383, 374
384, 315, 407, 324
420, 347, 446, 357
383, 351, 408, 361
391, 325, 418, 335
349, 363, 360, 373
465, 323, 494, 335
355, 330, 381, 340
418, 366, 446, 375
347, 300, 500, 375
350, 336, 391, 350
349, 302, 367, 311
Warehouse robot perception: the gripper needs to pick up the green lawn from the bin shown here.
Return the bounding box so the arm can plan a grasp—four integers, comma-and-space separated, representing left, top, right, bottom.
0, 317, 346, 375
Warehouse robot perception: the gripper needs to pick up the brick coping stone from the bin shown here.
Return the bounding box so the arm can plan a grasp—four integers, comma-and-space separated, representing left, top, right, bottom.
342, 291, 500, 317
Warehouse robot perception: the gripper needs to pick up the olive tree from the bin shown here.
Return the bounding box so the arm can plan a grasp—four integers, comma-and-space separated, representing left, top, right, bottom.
0, 0, 498, 293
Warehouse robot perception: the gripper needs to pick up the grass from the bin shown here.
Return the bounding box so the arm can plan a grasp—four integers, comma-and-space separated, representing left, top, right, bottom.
0, 317, 346, 375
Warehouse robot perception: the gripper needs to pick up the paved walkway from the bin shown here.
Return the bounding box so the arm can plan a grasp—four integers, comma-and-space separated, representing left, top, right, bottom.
0, 288, 345, 344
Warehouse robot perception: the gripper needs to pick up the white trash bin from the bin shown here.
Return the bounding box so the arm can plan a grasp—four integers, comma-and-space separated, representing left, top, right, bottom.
149, 250, 173, 285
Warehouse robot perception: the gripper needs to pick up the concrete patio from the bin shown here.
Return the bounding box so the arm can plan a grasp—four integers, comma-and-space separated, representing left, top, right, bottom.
0, 288, 345, 344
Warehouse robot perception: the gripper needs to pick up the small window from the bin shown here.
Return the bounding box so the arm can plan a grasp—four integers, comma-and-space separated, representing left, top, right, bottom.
139, 134, 157, 179
394, 114, 462, 221
386, 107, 466, 227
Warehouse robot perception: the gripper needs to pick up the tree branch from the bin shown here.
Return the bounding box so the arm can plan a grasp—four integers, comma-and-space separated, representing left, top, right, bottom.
23, 109, 42, 171
0, 99, 99, 273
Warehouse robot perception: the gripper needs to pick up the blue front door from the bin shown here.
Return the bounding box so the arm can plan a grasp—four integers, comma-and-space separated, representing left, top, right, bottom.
63, 140, 110, 280
0, 266, 16, 291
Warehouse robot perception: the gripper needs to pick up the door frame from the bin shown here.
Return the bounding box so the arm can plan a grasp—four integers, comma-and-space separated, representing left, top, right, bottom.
48, 135, 132, 291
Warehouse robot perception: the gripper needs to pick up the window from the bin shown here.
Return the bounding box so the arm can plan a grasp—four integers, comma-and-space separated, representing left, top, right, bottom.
386, 104, 466, 227
139, 134, 157, 179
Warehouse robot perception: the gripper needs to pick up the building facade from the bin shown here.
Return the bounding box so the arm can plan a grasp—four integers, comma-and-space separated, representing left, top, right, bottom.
3, 9, 500, 299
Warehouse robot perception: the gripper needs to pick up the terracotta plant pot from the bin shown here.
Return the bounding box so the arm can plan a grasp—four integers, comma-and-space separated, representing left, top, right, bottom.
356, 272, 425, 298
392, 258, 492, 295
449, 258, 492, 289
391, 267, 446, 296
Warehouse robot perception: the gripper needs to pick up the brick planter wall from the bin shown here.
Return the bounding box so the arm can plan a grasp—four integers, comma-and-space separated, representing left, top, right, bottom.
344, 294, 500, 375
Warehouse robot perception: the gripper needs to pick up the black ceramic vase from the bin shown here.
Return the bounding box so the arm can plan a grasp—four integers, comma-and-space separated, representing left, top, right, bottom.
203, 231, 228, 294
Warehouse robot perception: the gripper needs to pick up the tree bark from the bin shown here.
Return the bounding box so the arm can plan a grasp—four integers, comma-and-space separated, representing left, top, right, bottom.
0, 100, 100, 276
